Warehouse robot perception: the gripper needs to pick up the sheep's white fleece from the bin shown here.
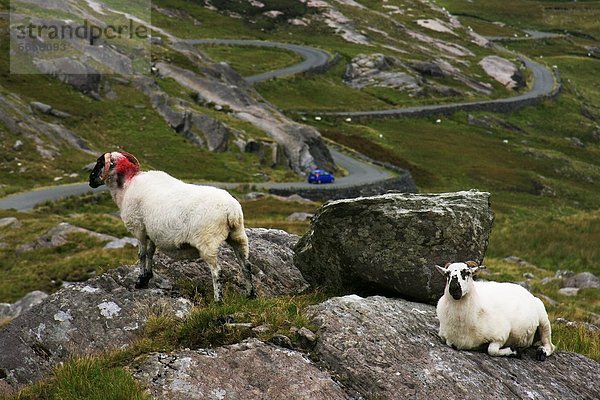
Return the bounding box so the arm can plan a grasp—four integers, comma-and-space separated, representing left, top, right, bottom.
119, 171, 244, 256
437, 281, 549, 351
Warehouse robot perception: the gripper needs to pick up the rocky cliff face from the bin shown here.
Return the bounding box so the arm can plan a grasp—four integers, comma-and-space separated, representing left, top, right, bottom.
154, 62, 334, 173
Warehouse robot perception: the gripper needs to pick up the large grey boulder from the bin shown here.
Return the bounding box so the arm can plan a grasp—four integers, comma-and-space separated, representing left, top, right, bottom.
294, 190, 494, 304
0, 266, 192, 388
564, 272, 600, 289
189, 112, 229, 152
132, 338, 348, 400
308, 295, 600, 400
155, 228, 309, 297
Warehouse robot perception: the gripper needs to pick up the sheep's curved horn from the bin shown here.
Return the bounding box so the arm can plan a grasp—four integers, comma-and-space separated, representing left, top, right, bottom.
465, 261, 479, 268
435, 265, 448, 275
100, 152, 112, 183
120, 151, 139, 167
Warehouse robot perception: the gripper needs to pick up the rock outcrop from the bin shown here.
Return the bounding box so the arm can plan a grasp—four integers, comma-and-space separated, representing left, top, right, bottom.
132, 338, 348, 400
0, 228, 307, 390
0, 217, 21, 228
479, 56, 526, 90
344, 54, 421, 91
155, 62, 335, 174
294, 190, 494, 304
0, 266, 192, 388
0, 93, 95, 159
564, 272, 600, 289
155, 228, 309, 297
34, 58, 102, 95
308, 295, 600, 400
15, 222, 134, 253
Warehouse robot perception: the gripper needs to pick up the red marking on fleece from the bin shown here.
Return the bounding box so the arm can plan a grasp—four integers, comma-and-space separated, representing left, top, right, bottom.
115, 155, 140, 182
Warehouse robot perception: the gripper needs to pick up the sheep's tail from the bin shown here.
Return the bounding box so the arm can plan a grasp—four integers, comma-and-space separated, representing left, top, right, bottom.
226, 208, 245, 232
226, 208, 249, 260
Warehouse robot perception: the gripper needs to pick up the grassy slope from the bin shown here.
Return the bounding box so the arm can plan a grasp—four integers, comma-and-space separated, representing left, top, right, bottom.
198, 44, 304, 77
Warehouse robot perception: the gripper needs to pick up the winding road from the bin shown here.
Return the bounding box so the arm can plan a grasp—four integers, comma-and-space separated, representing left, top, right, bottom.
0, 149, 390, 211
0, 39, 558, 211
179, 39, 331, 83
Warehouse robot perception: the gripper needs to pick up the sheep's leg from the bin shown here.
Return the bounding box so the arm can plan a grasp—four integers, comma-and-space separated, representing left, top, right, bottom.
487, 342, 517, 357
537, 317, 555, 361
205, 253, 223, 303
135, 236, 153, 289
146, 239, 156, 275
227, 236, 255, 299
194, 236, 224, 303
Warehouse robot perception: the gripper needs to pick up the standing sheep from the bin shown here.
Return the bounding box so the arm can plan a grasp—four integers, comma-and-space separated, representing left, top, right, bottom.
436, 261, 555, 360
89, 151, 255, 302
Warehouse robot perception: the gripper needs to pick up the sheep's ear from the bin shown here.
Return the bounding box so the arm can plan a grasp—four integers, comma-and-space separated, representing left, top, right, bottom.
100, 152, 112, 182
435, 265, 448, 275
120, 151, 140, 167
470, 264, 486, 275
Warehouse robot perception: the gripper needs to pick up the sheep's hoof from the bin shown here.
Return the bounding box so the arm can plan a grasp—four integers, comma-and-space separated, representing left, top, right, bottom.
536, 347, 547, 361
509, 346, 523, 359
134, 272, 153, 289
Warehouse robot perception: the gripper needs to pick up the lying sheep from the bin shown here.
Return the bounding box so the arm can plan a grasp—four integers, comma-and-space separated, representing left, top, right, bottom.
89, 151, 255, 302
436, 261, 555, 360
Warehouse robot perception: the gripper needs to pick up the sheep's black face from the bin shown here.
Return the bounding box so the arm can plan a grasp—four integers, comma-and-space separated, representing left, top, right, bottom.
89, 154, 107, 188
449, 276, 463, 300
436, 262, 484, 301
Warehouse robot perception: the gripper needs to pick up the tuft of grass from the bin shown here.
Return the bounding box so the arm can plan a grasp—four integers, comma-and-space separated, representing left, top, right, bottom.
5, 357, 150, 400
0, 317, 13, 330
145, 292, 325, 350
552, 323, 600, 362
